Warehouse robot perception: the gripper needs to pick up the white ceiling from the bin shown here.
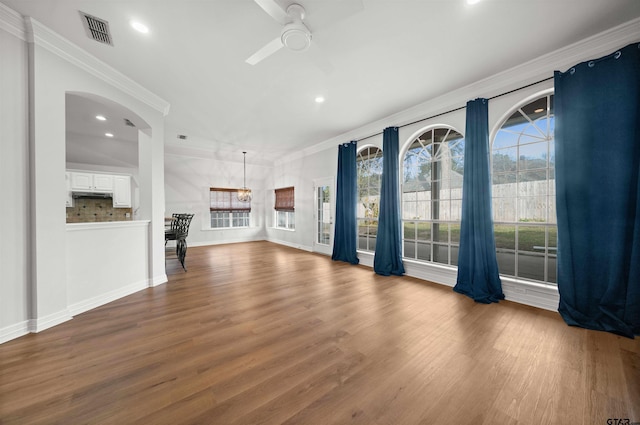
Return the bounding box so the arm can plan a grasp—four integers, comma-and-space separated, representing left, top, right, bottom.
65, 93, 142, 168
5, 0, 640, 166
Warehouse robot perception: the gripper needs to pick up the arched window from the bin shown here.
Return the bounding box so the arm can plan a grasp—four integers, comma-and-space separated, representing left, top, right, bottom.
402, 127, 464, 265
357, 146, 383, 252
491, 93, 556, 284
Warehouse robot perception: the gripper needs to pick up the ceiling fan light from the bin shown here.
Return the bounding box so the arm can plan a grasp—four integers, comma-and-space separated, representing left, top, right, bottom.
281, 23, 311, 52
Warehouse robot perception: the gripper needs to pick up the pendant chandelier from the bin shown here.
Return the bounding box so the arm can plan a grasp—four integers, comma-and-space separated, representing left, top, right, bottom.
237, 151, 252, 202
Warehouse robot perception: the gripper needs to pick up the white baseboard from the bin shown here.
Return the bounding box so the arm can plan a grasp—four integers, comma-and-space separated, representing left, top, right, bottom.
403, 259, 458, 287
266, 238, 313, 252
2, 279, 156, 345
501, 277, 560, 311
357, 250, 375, 268
166, 235, 265, 248
68, 280, 150, 317
184, 234, 315, 252
0, 320, 30, 344
359, 251, 559, 312
151, 274, 168, 287
30, 309, 73, 333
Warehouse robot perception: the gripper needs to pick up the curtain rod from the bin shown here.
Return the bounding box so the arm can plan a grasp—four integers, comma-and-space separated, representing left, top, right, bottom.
356, 75, 554, 143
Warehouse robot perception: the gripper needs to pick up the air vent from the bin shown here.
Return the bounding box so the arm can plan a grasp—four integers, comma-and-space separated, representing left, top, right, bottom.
80, 11, 113, 46
124, 118, 136, 127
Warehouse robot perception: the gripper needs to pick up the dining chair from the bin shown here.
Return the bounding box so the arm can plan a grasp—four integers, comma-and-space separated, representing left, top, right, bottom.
165, 213, 194, 270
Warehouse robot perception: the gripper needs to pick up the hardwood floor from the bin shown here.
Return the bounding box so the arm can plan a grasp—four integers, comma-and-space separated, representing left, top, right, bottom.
1, 241, 638, 424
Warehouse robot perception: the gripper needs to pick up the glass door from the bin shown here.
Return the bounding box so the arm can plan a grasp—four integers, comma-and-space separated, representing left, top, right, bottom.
313, 177, 333, 255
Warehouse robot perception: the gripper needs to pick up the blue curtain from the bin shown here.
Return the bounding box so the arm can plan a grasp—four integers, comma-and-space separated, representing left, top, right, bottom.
554, 42, 640, 338
332, 141, 359, 264
373, 127, 405, 276
454, 98, 504, 303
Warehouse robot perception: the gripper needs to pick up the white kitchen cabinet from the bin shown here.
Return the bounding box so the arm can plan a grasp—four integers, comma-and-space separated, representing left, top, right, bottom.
112, 175, 131, 208
93, 174, 114, 192
70, 172, 93, 191
67, 170, 132, 209
70, 172, 113, 192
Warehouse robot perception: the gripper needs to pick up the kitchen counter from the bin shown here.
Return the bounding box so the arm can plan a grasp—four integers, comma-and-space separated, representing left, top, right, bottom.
66, 220, 150, 231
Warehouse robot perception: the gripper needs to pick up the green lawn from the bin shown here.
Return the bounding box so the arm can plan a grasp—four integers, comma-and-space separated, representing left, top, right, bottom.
402, 222, 557, 252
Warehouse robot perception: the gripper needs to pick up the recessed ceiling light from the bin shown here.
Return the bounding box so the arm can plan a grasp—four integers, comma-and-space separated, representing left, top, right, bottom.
96, 115, 106, 121
105, 133, 114, 138
130, 21, 149, 34
534, 108, 544, 113
466, 0, 481, 4
315, 96, 325, 103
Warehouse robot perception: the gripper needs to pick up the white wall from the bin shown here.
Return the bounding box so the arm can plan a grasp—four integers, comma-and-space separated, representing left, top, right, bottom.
164, 152, 271, 245
266, 146, 338, 252
163, 145, 341, 252
66, 222, 150, 316
0, 6, 30, 343
0, 5, 169, 343
26, 19, 168, 331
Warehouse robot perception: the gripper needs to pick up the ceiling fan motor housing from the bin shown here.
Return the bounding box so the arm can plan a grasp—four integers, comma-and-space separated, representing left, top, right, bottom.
281, 21, 311, 51
281, 4, 311, 52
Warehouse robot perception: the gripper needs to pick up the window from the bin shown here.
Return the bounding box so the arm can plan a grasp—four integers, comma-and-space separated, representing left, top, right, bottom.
275, 186, 295, 230
357, 146, 383, 252
491, 93, 556, 284
402, 127, 464, 265
210, 188, 251, 228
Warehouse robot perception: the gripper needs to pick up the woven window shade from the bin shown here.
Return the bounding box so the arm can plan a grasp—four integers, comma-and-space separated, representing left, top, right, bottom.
274, 186, 295, 211
210, 188, 251, 212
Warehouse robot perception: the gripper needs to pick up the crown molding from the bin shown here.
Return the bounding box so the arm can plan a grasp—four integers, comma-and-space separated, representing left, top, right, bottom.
24, 17, 170, 116
276, 17, 640, 166
0, 2, 26, 40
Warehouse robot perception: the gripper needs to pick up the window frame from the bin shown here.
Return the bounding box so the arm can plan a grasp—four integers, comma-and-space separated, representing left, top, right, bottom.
401, 126, 465, 267
209, 187, 251, 229
490, 91, 557, 285
356, 145, 383, 252
275, 210, 295, 230
274, 186, 295, 230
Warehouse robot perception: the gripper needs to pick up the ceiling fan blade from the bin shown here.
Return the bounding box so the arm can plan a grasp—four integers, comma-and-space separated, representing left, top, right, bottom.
246, 37, 284, 65
254, 0, 289, 24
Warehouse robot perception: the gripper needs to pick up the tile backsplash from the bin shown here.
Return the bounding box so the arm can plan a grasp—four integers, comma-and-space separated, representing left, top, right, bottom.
66, 198, 132, 223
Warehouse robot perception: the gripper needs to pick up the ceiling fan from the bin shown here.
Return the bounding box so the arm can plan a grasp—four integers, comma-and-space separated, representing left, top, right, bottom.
246, 0, 313, 65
